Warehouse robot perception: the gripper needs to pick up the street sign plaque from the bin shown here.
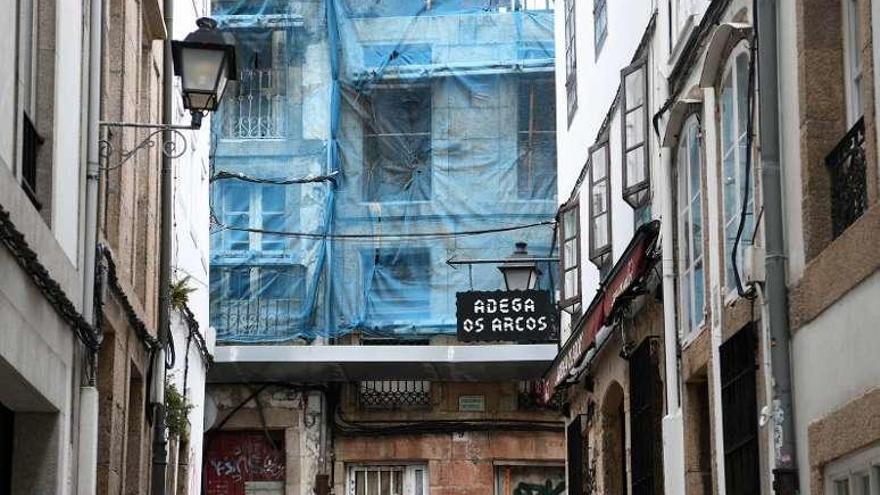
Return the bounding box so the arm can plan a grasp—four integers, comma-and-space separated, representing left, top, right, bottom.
456, 289, 556, 342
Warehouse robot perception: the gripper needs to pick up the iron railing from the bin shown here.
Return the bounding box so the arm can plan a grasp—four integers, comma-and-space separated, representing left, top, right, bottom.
826, 117, 867, 238
358, 380, 431, 410
210, 298, 302, 339
221, 68, 286, 139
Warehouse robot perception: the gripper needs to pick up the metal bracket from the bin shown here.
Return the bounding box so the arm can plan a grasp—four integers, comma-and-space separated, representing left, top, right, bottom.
98, 121, 195, 170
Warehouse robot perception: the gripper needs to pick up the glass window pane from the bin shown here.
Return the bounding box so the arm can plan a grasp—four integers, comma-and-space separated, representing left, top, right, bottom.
367, 471, 378, 495
626, 146, 646, 188
564, 239, 578, 269
591, 146, 607, 181
592, 180, 607, 214
261, 185, 285, 212
837, 479, 851, 495
691, 195, 703, 259
736, 53, 750, 139
565, 269, 578, 298
694, 261, 705, 326
229, 268, 250, 299
356, 471, 366, 495
625, 106, 645, 146
625, 67, 645, 108
563, 208, 578, 238
224, 183, 250, 213
593, 214, 608, 249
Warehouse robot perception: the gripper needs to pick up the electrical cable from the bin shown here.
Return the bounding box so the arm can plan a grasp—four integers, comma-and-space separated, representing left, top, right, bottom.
211, 170, 340, 185
731, 27, 758, 299
211, 219, 556, 241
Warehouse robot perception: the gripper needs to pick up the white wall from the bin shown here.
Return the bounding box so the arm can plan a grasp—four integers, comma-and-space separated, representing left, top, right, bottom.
555, 0, 654, 203
169, 1, 212, 492
791, 270, 880, 491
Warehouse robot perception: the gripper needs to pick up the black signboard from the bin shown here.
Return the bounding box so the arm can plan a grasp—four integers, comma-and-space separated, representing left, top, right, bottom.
456, 290, 556, 342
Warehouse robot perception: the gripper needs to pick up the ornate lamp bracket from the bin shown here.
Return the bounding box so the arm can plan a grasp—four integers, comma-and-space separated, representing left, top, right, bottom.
98, 121, 196, 170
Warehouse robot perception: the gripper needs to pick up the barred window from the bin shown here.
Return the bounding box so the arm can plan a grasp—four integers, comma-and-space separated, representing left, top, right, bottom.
348, 464, 428, 495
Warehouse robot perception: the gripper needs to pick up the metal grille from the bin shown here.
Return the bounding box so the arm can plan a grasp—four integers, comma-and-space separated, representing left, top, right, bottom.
358, 381, 431, 410
21, 112, 42, 210
720, 326, 760, 495
827, 117, 867, 238
629, 338, 664, 495
348, 465, 426, 495
222, 68, 286, 139
211, 298, 303, 339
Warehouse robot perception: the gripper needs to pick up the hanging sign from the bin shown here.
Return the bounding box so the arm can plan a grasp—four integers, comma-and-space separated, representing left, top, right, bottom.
456, 289, 556, 342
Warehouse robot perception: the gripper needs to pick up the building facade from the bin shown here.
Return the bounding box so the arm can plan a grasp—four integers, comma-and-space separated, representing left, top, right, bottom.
205, 1, 565, 494
550, 0, 880, 494
0, 0, 101, 490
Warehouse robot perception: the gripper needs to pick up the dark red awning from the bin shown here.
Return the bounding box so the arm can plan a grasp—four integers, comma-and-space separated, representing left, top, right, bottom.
543, 221, 659, 399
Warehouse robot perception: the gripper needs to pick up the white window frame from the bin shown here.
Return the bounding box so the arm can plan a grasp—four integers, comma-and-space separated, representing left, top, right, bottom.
221, 182, 291, 253
718, 43, 754, 298
348, 464, 429, 495
844, 0, 864, 126
676, 114, 706, 339
824, 443, 880, 495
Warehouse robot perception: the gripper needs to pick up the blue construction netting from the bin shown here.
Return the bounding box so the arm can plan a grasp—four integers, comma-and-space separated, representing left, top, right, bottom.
209, 0, 558, 343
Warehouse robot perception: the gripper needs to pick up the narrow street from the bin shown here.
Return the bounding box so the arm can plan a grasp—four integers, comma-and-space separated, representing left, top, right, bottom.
1, 0, 879, 494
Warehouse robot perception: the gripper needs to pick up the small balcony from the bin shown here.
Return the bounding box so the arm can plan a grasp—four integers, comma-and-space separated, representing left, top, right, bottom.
358, 380, 432, 410
826, 117, 868, 238
210, 298, 302, 341
220, 68, 286, 140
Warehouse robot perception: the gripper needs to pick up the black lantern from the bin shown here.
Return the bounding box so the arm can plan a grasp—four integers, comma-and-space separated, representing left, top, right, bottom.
498, 242, 541, 291
171, 17, 237, 127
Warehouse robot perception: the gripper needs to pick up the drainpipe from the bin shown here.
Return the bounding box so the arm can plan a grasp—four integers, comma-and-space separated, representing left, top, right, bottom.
77, 0, 103, 490
659, 145, 686, 495
151, 0, 174, 492
755, 0, 798, 492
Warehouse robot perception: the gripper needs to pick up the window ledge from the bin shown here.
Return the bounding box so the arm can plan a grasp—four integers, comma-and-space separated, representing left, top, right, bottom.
791, 202, 880, 332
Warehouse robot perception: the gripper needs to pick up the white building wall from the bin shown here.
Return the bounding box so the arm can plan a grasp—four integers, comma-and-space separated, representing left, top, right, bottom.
555, 0, 654, 203
791, 270, 880, 491
167, 1, 213, 493
0, 0, 92, 493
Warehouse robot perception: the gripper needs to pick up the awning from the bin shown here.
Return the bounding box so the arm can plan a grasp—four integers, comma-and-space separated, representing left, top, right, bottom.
542, 221, 660, 400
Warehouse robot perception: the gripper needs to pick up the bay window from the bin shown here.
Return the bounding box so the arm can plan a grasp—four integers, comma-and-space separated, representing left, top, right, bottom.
564, 0, 578, 122
719, 48, 754, 293
676, 115, 705, 336
844, 0, 864, 125
622, 59, 650, 207
559, 200, 581, 308
589, 141, 611, 269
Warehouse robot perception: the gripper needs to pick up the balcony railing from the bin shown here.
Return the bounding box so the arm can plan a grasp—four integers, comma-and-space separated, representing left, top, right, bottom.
826, 117, 868, 238
211, 298, 302, 340
358, 380, 431, 410
221, 68, 286, 139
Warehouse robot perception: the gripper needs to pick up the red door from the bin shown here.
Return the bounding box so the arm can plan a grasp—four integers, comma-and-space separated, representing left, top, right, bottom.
204, 430, 285, 495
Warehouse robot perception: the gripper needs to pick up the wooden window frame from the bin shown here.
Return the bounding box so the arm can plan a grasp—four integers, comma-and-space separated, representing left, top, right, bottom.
621, 57, 650, 207
559, 199, 581, 308
588, 140, 612, 267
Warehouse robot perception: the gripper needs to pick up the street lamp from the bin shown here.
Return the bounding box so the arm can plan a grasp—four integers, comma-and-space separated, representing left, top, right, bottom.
171, 17, 237, 128
498, 242, 542, 291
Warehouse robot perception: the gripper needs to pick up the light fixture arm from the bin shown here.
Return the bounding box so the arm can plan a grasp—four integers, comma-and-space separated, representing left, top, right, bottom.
98, 121, 197, 171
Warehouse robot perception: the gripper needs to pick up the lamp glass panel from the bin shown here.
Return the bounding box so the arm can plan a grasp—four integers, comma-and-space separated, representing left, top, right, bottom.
502, 266, 533, 291
180, 47, 225, 92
